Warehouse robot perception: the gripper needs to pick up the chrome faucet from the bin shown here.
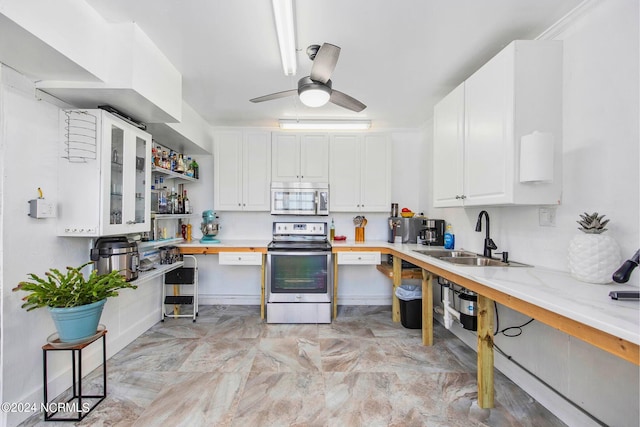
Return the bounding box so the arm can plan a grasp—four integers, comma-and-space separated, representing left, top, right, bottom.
475, 210, 497, 258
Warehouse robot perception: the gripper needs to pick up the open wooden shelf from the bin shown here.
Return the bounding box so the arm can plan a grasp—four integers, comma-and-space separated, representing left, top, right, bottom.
376, 263, 423, 279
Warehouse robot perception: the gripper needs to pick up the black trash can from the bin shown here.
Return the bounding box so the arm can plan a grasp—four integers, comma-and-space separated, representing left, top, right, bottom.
395, 285, 422, 329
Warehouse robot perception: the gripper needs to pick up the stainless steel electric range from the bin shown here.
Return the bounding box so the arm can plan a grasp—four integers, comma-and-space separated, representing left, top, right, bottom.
266, 221, 332, 324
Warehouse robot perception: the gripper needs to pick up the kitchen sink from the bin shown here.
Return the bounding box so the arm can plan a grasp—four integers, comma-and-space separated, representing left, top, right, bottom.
439, 256, 507, 266
413, 249, 476, 258
439, 256, 531, 267
413, 249, 530, 267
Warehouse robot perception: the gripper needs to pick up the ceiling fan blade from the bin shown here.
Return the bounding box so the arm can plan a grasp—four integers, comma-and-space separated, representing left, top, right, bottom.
310, 43, 341, 84
330, 90, 366, 112
250, 89, 297, 103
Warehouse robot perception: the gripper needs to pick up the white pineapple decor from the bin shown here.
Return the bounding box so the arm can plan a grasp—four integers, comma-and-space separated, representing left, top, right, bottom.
568, 212, 621, 284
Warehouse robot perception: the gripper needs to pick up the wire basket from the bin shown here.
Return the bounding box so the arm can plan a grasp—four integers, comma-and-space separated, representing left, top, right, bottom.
63, 110, 97, 162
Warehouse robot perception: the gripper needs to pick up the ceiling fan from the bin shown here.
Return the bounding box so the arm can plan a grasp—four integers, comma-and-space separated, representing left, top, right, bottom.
250, 43, 366, 112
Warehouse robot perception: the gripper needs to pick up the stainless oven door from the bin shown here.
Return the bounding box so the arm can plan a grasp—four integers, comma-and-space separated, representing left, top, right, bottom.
267, 251, 332, 303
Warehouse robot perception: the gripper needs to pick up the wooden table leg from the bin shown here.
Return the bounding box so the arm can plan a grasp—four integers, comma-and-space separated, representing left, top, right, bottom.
260, 254, 266, 320
333, 255, 339, 319
477, 294, 495, 408
392, 256, 401, 322
422, 270, 433, 346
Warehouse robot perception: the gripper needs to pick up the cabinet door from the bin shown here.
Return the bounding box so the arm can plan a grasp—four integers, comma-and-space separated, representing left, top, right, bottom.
464, 46, 513, 205
271, 133, 300, 181
102, 114, 151, 235
360, 134, 391, 212
433, 83, 465, 207
329, 135, 361, 211
102, 117, 126, 235
131, 128, 151, 231
214, 132, 243, 210
300, 134, 329, 182
243, 131, 271, 211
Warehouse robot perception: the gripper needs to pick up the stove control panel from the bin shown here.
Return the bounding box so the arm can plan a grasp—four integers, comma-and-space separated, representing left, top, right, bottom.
273, 222, 327, 236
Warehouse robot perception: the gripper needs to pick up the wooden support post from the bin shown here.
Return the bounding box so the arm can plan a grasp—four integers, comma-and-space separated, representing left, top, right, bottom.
333, 255, 339, 319
173, 285, 180, 317
422, 270, 433, 346
260, 254, 266, 320
392, 255, 401, 322
477, 294, 495, 408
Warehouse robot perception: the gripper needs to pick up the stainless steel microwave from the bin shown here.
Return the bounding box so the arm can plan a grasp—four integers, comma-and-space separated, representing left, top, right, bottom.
271, 182, 329, 216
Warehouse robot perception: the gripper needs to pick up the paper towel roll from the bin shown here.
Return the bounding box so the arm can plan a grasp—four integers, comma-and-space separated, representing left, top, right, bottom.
520, 131, 554, 183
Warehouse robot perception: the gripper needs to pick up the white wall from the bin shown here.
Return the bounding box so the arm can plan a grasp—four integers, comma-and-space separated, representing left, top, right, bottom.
420, 2, 639, 426
0, 66, 165, 427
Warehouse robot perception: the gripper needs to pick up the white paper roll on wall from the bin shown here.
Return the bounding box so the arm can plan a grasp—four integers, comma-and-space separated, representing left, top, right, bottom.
520, 131, 554, 183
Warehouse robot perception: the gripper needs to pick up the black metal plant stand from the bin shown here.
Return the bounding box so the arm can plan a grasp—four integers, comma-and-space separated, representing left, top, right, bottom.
42, 329, 107, 421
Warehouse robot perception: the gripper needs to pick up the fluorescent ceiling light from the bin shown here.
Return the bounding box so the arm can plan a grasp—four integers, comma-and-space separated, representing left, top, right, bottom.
272, 0, 297, 76
279, 120, 372, 130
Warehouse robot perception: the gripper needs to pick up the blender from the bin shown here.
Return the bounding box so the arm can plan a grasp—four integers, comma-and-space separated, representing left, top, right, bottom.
200, 210, 220, 243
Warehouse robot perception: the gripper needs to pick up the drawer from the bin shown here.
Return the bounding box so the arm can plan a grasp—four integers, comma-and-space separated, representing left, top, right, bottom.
218, 252, 263, 265
337, 251, 381, 265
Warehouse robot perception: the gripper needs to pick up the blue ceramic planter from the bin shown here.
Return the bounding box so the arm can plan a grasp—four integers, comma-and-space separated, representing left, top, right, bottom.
48, 299, 106, 343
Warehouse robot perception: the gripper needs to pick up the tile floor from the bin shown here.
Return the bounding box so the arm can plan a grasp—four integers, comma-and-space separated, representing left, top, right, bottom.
20, 305, 565, 426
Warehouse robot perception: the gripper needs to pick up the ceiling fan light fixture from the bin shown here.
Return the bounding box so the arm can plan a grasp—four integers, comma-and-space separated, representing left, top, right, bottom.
299, 86, 331, 107
271, 0, 297, 76
279, 119, 371, 130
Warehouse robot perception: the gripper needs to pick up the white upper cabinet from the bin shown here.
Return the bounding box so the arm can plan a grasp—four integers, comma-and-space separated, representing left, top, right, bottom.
272, 133, 329, 182
57, 109, 151, 237
214, 131, 271, 211
330, 134, 391, 212
433, 83, 465, 207
433, 40, 563, 207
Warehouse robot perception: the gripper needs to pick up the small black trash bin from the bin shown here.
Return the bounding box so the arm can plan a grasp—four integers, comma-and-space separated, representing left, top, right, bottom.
395, 285, 422, 329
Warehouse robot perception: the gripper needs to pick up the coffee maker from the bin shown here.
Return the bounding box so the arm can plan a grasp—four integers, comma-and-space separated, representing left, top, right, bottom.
388, 217, 424, 244
419, 219, 445, 246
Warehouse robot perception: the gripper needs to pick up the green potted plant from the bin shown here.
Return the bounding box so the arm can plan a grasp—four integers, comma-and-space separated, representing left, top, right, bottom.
13, 262, 137, 343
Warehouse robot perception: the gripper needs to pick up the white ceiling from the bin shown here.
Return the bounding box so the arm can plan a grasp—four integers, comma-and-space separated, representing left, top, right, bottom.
85, 0, 584, 129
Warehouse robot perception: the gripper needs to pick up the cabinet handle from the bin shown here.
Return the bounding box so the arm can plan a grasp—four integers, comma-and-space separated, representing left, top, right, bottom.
238, 203, 241, 206
461, 195, 466, 199
455, 195, 460, 200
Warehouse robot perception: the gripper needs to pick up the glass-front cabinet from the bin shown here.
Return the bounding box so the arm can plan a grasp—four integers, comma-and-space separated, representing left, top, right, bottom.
57, 109, 151, 237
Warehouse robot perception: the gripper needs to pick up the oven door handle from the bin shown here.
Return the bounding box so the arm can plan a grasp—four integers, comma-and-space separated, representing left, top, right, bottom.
268, 250, 332, 256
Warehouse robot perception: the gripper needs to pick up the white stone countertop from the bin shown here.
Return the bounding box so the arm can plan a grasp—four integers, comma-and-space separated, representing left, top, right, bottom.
178, 240, 270, 248
178, 238, 640, 345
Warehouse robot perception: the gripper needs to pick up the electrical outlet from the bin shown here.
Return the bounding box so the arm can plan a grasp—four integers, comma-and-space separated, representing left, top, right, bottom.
539, 207, 556, 227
